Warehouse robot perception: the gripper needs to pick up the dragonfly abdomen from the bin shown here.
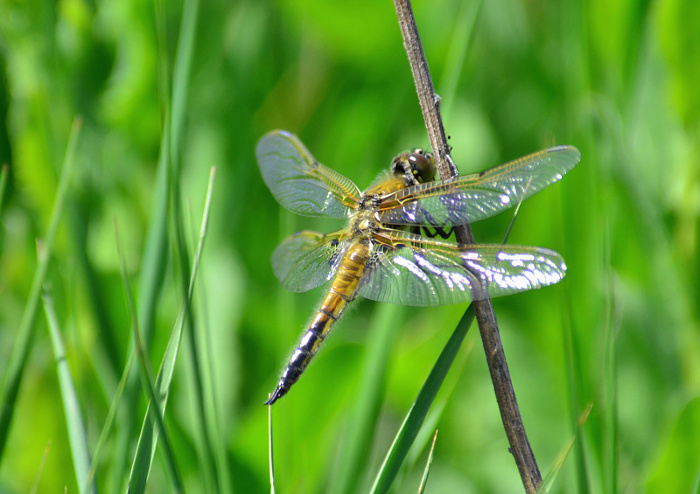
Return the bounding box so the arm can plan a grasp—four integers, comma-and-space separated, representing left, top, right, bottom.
266, 240, 370, 405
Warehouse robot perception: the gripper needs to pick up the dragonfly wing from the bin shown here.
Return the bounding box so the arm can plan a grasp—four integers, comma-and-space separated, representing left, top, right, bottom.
257, 130, 362, 218
358, 229, 567, 306
272, 230, 349, 293
378, 145, 580, 227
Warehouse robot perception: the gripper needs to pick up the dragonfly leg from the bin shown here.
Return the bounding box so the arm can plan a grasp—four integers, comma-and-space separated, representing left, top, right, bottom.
421, 225, 454, 239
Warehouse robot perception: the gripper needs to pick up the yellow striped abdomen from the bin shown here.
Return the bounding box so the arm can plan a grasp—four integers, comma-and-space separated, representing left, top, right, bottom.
266, 239, 370, 404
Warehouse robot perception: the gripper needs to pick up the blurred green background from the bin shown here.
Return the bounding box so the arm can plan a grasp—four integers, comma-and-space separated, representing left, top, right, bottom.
0, 0, 698, 492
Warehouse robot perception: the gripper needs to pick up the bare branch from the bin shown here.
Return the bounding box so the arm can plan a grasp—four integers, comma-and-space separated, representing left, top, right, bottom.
392, 1, 543, 491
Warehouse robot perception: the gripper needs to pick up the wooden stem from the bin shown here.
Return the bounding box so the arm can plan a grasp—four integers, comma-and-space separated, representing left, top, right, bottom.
392, 1, 543, 491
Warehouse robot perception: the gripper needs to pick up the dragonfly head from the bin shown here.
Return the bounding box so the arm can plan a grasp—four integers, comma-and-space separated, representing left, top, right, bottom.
390, 149, 436, 186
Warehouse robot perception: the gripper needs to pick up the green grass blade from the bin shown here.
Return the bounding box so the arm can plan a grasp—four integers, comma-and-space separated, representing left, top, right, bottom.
87, 349, 136, 489
331, 303, 402, 494
42, 290, 96, 494
417, 430, 438, 494
29, 444, 51, 494
370, 305, 475, 494
128, 167, 215, 492
117, 225, 184, 494
406, 342, 472, 468
0, 118, 81, 461
437, 0, 482, 119
0, 164, 8, 213
172, 194, 217, 490
169, 0, 199, 169
68, 200, 122, 377
171, 161, 219, 492
539, 426, 582, 493
541, 439, 576, 493
136, 134, 170, 344
115, 0, 202, 483
111, 127, 171, 490
602, 229, 619, 494
111, 113, 172, 491
189, 169, 232, 494
127, 323, 183, 494
164, 5, 212, 486
268, 403, 276, 494
559, 261, 592, 492
646, 397, 700, 493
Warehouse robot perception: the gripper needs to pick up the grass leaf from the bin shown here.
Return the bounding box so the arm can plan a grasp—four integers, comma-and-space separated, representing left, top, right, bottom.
370, 305, 474, 494
43, 290, 96, 494
0, 118, 81, 461
0, 164, 8, 213
117, 224, 184, 494
128, 167, 217, 491
331, 303, 402, 494
417, 430, 438, 494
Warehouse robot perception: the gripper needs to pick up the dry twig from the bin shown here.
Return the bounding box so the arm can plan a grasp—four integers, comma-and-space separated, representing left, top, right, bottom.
393, 1, 543, 491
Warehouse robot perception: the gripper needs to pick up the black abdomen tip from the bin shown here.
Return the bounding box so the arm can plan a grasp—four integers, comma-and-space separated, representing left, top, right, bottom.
265, 385, 287, 405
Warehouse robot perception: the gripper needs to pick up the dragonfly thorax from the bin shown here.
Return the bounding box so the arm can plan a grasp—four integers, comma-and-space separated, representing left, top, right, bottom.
349, 205, 381, 237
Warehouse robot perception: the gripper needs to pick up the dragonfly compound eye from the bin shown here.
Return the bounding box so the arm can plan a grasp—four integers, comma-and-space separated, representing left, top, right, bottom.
408, 150, 435, 183
391, 150, 436, 186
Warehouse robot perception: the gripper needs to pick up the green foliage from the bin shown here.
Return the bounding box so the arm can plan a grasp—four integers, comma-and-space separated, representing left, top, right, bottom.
0, 0, 698, 492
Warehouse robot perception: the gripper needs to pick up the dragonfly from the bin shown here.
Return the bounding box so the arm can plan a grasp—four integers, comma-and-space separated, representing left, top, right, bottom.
257, 130, 580, 404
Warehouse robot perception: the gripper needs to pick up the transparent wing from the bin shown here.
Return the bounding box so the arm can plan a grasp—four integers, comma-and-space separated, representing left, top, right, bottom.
257, 130, 361, 218
272, 230, 349, 293
378, 145, 580, 228
358, 229, 567, 306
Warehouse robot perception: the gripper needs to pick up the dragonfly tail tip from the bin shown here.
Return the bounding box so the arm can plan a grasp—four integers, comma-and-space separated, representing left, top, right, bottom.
265, 386, 286, 405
